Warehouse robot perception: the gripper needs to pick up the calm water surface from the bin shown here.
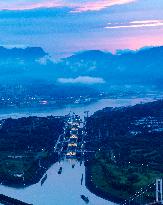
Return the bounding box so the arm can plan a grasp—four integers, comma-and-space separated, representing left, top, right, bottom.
0, 161, 115, 205
0, 97, 155, 120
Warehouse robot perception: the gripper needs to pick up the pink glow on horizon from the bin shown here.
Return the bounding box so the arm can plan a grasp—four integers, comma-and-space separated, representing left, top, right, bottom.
52, 34, 163, 60
68, 34, 163, 53
125, 36, 163, 50
103, 35, 163, 53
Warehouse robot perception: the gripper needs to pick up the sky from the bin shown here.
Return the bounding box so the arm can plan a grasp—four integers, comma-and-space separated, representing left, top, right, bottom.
0, 0, 163, 60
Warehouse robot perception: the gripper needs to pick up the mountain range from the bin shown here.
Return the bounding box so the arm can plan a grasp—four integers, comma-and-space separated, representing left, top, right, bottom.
0, 45, 163, 93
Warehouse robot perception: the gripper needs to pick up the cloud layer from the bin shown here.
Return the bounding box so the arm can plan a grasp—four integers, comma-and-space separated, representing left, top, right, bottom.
105, 20, 163, 29
70, 0, 136, 13
0, 0, 135, 12
0, 0, 163, 59
58, 76, 105, 84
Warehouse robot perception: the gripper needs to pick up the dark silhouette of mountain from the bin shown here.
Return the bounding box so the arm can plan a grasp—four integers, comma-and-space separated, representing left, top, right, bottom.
58, 46, 163, 86
0, 46, 99, 97
0, 46, 55, 83
0, 46, 47, 60
0, 46, 163, 91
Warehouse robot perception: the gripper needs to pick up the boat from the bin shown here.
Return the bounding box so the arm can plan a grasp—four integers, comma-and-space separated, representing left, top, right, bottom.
81, 174, 83, 185
80, 195, 89, 204
58, 167, 62, 174
41, 174, 47, 186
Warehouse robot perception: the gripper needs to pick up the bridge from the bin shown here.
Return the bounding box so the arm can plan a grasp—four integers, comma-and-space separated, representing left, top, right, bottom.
120, 179, 163, 205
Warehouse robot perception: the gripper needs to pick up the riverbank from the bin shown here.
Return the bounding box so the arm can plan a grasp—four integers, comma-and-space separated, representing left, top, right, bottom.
0, 99, 162, 204
0, 160, 113, 205
85, 158, 161, 204
0, 97, 155, 120
0, 152, 58, 188
0, 116, 63, 188
84, 100, 163, 204
85, 163, 122, 204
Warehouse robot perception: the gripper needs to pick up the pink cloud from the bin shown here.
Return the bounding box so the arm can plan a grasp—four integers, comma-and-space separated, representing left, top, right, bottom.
0, 0, 136, 12
70, 0, 136, 13
0, 1, 63, 11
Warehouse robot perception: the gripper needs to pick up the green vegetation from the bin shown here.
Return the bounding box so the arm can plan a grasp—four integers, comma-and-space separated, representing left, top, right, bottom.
0, 116, 64, 187
85, 100, 163, 203
88, 152, 163, 202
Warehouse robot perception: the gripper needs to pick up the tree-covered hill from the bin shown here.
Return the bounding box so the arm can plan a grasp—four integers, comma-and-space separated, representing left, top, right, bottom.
85, 100, 163, 203
0, 116, 64, 187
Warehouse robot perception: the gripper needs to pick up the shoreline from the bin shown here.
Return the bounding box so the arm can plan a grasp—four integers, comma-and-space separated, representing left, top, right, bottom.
0, 97, 156, 120
85, 163, 124, 204
0, 153, 58, 188
1, 157, 121, 204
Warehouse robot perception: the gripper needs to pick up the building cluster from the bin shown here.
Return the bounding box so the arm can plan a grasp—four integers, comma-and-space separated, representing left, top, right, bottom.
130, 116, 163, 135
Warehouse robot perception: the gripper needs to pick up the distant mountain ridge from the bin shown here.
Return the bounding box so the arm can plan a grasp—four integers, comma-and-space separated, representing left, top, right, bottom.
58, 46, 163, 86
0, 46, 47, 59
0, 45, 163, 89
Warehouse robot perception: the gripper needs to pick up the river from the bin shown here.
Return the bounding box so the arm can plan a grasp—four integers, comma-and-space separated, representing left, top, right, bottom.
0, 97, 155, 120
0, 97, 156, 205
0, 160, 115, 205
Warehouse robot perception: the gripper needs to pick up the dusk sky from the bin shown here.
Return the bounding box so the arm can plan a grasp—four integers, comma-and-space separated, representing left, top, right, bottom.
0, 0, 163, 60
